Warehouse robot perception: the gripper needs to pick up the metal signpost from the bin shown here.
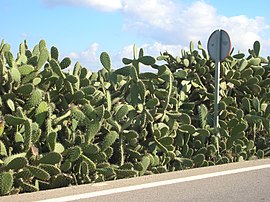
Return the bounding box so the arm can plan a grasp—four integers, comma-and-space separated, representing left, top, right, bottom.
207, 29, 231, 130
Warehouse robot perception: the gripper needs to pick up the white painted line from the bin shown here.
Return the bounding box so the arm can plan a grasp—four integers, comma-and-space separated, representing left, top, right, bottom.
36, 163, 270, 202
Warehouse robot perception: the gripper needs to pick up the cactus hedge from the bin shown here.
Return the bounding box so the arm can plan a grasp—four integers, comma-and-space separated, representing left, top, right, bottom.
0, 39, 269, 195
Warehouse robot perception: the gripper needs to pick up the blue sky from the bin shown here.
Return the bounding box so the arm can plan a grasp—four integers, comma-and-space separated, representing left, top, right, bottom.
1, 0, 270, 71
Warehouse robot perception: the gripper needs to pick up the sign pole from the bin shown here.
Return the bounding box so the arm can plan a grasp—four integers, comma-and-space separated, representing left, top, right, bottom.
214, 30, 221, 129
207, 29, 231, 154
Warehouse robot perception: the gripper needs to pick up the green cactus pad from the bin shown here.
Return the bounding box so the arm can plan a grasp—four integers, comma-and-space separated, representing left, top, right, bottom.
4, 153, 28, 170
257, 149, 264, 159
16, 83, 34, 95
139, 156, 150, 176
119, 162, 133, 170
4, 114, 25, 126
18, 64, 35, 75
133, 162, 143, 171
154, 137, 168, 153
21, 71, 38, 84
81, 154, 96, 173
96, 167, 115, 179
64, 146, 82, 162
115, 169, 138, 179
248, 57, 261, 66
175, 132, 185, 147
0, 59, 4, 86
233, 53, 245, 59
4, 51, 15, 67
156, 166, 167, 173
253, 41, 260, 57
179, 124, 196, 134
60, 161, 72, 172
54, 143, 65, 153
170, 113, 191, 124
18, 178, 39, 193
33, 76, 42, 86
23, 119, 32, 152
254, 67, 265, 77
138, 56, 156, 65
175, 157, 193, 168
35, 101, 49, 126
27, 165, 50, 181
122, 57, 133, 65
73, 61, 82, 76
174, 70, 188, 79
37, 48, 49, 70
39, 152, 62, 165
50, 174, 73, 189
240, 68, 253, 79
94, 105, 105, 120
104, 146, 113, 159
28, 89, 43, 108
39, 164, 61, 176
59, 57, 72, 69
39, 39, 46, 50
216, 156, 230, 164
78, 161, 88, 177
0, 141, 7, 156
114, 66, 130, 76
81, 143, 100, 156
193, 154, 205, 167
50, 46, 59, 60
10, 67, 21, 83
0, 171, 13, 196
231, 122, 248, 139
101, 131, 119, 152
15, 168, 33, 180
50, 59, 66, 79
100, 52, 111, 72
145, 98, 160, 109
207, 144, 217, 156
159, 137, 174, 145
114, 104, 133, 121
71, 106, 86, 124
6, 99, 15, 112
85, 121, 101, 143
66, 74, 78, 84
46, 131, 57, 151
123, 130, 139, 141
242, 97, 251, 113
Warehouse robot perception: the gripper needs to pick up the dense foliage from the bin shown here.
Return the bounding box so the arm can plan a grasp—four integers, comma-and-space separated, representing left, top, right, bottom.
0, 39, 269, 195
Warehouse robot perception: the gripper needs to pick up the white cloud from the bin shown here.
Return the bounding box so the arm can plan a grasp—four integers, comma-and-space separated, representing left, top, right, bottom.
112, 42, 184, 71
69, 52, 79, 59
122, 0, 214, 43
143, 42, 184, 56
70, 42, 183, 71
43, 0, 122, 11
220, 15, 269, 53
81, 42, 99, 61
42, 0, 270, 53
121, 0, 270, 54
53, 0, 270, 71
21, 33, 28, 39
122, 0, 176, 31
69, 42, 101, 70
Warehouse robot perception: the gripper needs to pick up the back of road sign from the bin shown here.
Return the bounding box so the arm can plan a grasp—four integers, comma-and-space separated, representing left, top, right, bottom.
207, 29, 231, 62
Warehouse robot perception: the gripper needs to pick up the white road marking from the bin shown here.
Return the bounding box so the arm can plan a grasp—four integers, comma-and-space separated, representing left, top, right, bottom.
36, 163, 270, 202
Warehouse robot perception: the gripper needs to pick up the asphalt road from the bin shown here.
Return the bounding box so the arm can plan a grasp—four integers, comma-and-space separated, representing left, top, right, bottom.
1, 158, 270, 202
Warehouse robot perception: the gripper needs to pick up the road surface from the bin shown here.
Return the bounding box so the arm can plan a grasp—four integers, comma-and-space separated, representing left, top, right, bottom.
1, 158, 270, 202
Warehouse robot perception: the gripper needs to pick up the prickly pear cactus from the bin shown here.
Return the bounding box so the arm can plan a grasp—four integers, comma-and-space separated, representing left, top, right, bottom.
0, 39, 269, 196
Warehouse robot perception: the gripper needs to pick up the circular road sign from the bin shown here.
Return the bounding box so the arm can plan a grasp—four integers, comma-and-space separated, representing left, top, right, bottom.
207, 29, 231, 62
